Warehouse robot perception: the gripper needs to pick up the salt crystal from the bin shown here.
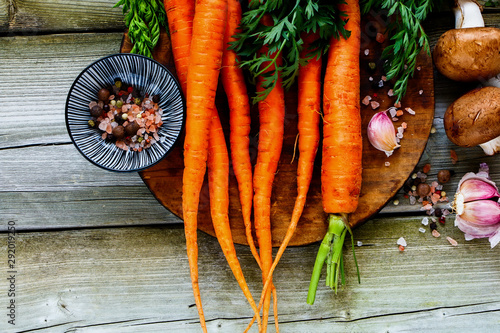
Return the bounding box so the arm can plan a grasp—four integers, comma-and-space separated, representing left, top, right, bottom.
432, 229, 441, 238
370, 101, 380, 110
421, 217, 429, 226
397, 237, 407, 247
369, 76, 374, 81
364, 49, 370, 56
396, 132, 403, 139
397, 127, 405, 135
392, 117, 399, 122
362, 95, 372, 105
388, 107, 398, 117
405, 107, 416, 115
409, 196, 417, 205
418, 227, 426, 233
447, 236, 458, 246
436, 184, 443, 191
416, 172, 427, 180
381, 76, 387, 82
419, 90, 424, 95
442, 209, 450, 216
378, 80, 384, 88
401, 122, 407, 129
385, 161, 391, 167
357, 241, 363, 247
387, 89, 394, 97
394, 101, 402, 108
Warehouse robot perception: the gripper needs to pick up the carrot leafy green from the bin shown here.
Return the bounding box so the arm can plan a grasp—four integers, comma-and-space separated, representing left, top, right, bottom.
231, 0, 350, 103
361, 0, 443, 101
114, 0, 168, 58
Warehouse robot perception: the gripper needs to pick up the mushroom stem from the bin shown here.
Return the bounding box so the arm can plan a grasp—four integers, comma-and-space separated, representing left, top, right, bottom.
486, 74, 500, 88
453, 0, 484, 28
479, 136, 500, 156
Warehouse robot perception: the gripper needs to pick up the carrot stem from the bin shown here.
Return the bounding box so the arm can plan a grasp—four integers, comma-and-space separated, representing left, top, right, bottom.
306, 213, 360, 305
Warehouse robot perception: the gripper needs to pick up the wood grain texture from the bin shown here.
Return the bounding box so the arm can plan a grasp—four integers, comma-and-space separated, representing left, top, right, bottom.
0, 0, 124, 33
1, 219, 499, 332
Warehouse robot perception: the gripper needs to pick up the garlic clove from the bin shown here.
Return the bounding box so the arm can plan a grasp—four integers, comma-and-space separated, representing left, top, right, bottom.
367, 110, 400, 157
458, 178, 500, 202
458, 200, 500, 226
455, 215, 500, 248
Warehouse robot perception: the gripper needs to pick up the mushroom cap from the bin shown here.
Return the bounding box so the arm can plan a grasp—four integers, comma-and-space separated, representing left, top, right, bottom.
433, 27, 500, 82
444, 86, 500, 147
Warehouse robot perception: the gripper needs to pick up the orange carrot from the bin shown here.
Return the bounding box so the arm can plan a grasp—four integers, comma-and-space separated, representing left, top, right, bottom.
253, 17, 286, 332
207, 109, 262, 332
321, 0, 362, 215
222, 5, 280, 321
256, 31, 322, 312
166, 0, 262, 328
181, 0, 228, 331
221, 0, 261, 269
164, 0, 195, 92
307, 0, 362, 305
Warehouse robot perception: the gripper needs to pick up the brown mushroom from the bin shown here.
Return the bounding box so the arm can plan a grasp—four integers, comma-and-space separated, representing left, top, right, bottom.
433, 0, 500, 82
444, 86, 500, 155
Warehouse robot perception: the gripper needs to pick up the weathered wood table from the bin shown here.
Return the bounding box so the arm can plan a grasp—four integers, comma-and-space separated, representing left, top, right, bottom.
1, 1, 500, 332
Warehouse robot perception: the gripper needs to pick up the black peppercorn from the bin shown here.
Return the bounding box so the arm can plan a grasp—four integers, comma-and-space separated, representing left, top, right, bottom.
90, 105, 103, 118
417, 183, 431, 197
112, 125, 125, 140
98, 88, 110, 102
437, 169, 451, 183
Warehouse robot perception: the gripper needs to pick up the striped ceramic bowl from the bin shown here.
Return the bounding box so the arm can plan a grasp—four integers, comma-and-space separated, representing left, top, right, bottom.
65, 53, 184, 172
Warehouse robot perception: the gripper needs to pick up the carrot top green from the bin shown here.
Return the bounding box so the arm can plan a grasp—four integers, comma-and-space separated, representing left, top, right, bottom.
231, 0, 350, 102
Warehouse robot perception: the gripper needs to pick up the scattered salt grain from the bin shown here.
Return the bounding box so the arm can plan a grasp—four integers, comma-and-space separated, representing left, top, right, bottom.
432, 229, 441, 238
405, 107, 416, 115
419, 89, 424, 95
388, 107, 397, 117
430, 126, 437, 134
409, 196, 417, 205
362, 95, 372, 105
369, 76, 374, 81
370, 101, 380, 110
387, 89, 394, 97
385, 161, 391, 167
357, 241, 363, 247
421, 217, 429, 226
397, 237, 407, 247
447, 236, 458, 246
378, 80, 384, 88
418, 227, 426, 233
364, 49, 370, 56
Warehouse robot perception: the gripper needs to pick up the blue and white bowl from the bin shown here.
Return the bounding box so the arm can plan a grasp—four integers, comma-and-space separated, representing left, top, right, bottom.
66, 53, 184, 172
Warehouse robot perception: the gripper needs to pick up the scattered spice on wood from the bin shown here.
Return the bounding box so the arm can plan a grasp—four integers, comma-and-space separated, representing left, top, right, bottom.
432, 229, 441, 238
450, 149, 458, 164
447, 237, 458, 247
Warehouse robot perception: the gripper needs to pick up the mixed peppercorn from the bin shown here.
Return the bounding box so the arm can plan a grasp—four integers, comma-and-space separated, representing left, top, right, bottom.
88, 79, 163, 151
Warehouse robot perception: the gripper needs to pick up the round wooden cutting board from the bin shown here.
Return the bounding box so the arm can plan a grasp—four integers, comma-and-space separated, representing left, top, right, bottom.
122, 16, 434, 247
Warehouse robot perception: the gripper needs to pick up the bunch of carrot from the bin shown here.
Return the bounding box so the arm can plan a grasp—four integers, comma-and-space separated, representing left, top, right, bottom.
161, 0, 362, 331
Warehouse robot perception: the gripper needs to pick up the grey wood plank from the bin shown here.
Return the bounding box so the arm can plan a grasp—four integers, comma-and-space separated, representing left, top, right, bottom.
0, 32, 124, 149
0, 144, 182, 231
0, 0, 124, 33
1, 218, 499, 332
